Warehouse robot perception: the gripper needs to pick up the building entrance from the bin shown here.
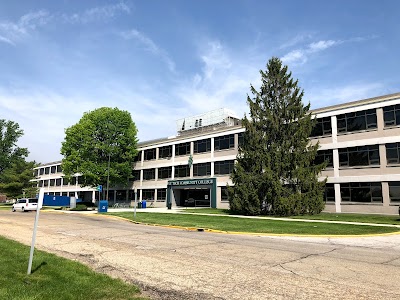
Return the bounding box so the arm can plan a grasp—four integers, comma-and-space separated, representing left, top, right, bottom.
167, 178, 217, 208
177, 188, 210, 207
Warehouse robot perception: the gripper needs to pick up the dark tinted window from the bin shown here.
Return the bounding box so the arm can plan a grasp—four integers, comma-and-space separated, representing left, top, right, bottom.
386, 143, 400, 164
383, 105, 400, 127
314, 150, 333, 168
157, 189, 166, 201
142, 189, 155, 200
158, 167, 172, 179
337, 109, 377, 133
159, 146, 172, 159
176, 142, 190, 156
339, 145, 380, 167
214, 160, 234, 175
341, 182, 382, 202
143, 169, 155, 180
132, 170, 141, 181
324, 183, 335, 202
175, 165, 189, 178
193, 163, 211, 177
194, 139, 211, 153
310, 117, 332, 137
388, 181, 400, 203
214, 134, 234, 151
144, 148, 156, 161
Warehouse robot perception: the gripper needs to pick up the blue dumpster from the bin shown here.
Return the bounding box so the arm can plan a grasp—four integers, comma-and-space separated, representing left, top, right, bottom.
98, 200, 108, 213
142, 200, 146, 209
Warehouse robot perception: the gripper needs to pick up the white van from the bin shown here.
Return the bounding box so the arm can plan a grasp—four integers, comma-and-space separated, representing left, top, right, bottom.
12, 198, 38, 212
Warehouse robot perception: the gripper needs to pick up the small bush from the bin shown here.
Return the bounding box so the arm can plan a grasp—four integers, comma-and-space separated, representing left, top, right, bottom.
70, 204, 87, 211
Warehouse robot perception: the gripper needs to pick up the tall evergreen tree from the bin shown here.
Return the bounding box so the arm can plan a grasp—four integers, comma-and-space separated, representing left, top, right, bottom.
228, 57, 326, 216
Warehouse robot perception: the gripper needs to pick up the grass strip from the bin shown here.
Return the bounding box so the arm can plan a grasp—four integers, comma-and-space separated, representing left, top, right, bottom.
109, 212, 400, 235
180, 208, 400, 225
0, 236, 146, 300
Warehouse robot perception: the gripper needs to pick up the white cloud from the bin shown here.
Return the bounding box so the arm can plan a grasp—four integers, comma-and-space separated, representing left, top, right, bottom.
281, 49, 307, 64
0, 10, 50, 45
307, 83, 385, 109
120, 29, 175, 72
173, 40, 257, 117
63, 2, 131, 24
308, 40, 339, 52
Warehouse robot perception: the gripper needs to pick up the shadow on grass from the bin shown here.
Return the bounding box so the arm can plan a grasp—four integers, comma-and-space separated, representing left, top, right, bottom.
31, 261, 47, 274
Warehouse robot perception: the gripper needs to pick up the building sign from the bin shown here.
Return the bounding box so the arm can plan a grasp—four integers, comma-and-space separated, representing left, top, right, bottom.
168, 179, 214, 186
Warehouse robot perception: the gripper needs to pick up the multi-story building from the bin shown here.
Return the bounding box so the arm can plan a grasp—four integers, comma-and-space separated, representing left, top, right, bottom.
33, 92, 400, 214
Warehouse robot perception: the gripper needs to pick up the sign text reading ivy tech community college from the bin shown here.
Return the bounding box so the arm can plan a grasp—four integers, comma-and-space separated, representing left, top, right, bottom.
168, 179, 214, 186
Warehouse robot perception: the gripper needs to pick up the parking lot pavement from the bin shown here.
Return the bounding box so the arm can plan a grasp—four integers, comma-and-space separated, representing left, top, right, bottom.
1, 210, 399, 299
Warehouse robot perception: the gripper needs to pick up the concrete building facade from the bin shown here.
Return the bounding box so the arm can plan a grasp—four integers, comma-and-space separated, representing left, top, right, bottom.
33, 93, 400, 214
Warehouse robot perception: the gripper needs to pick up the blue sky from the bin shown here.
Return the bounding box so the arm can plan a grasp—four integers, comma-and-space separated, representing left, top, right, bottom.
0, 1, 399, 164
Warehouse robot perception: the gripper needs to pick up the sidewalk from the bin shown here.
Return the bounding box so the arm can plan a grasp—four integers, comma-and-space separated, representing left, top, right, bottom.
65, 206, 400, 229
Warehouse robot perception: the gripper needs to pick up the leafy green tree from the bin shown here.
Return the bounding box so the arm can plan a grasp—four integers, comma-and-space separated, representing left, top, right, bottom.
0, 159, 38, 199
228, 57, 326, 216
0, 119, 28, 174
60, 107, 138, 199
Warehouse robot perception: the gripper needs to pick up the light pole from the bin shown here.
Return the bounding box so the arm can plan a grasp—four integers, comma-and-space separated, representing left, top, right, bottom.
106, 151, 111, 201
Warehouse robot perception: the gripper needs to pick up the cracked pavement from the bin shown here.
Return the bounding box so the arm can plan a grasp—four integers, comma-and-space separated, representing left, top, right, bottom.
0, 210, 399, 299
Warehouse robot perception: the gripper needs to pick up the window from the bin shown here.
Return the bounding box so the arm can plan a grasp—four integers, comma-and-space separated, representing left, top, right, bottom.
34, 169, 38, 177
339, 145, 380, 167
340, 182, 382, 202
194, 139, 211, 153
158, 167, 172, 179
71, 177, 77, 185
238, 132, 244, 147
214, 134, 234, 151
386, 143, 400, 164
314, 150, 333, 168
142, 189, 155, 201
56, 178, 61, 186
40, 168, 44, 175
221, 186, 229, 202
310, 117, 332, 137
132, 170, 141, 181
144, 148, 156, 161
62, 177, 69, 186
337, 109, 377, 133
214, 160, 234, 175
50, 179, 55, 186
193, 163, 211, 177
39, 180, 44, 187
159, 145, 172, 159
175, 165, 189, 178
134, 151, 142, 162
388, 182, 400, 203
176, 142, 190, 156
116, 190, 126, 201
51, 166, 56, 173
383, 105, 400, 127
62, 192, 68, 197
143, 168, 155, 180
324, 184, 335, 202
157, 189, 166, 201
57, 165, 62, 173
45, 167, 50, 174
44, 180, 49, 187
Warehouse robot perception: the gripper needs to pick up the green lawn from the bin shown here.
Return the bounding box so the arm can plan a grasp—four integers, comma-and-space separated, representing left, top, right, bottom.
181, 208, 400, 225
0, 236, 146, 300
109, 212, 400, 235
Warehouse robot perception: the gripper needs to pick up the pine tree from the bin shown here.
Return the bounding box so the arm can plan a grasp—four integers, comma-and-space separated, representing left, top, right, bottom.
228, 57, 326, 216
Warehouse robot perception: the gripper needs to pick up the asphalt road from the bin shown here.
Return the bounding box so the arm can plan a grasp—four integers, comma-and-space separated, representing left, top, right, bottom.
0, 210, 400, 300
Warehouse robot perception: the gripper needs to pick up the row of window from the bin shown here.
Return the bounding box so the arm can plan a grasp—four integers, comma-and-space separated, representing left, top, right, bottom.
137, 134, 236, 162
38, 176, 80, 187
35, 165, 62, 176
311, 105, 400, 138
315, 143, 400, 168
324, 182, 400, 203
133, 160, 235, 181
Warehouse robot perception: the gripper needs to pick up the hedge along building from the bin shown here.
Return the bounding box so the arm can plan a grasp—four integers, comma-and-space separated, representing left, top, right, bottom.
33, 92, 400, 214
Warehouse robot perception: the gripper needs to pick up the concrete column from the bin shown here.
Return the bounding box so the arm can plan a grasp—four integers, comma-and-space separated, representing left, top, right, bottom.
156, 147, 159, 160
333, 149, 339, 178
171, 145, 175, 179
379, 144, 387, 172
155, 168, 158, 181
154, 189, 158, 202
334, 183, 341, 213
234, 133, 239, 150
382, 181, 390, 207
376, 107, 384, 133
331, 115, 337, 144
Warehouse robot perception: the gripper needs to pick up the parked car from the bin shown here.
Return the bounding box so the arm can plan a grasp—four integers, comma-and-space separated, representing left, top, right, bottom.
12, 198, 38, 212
